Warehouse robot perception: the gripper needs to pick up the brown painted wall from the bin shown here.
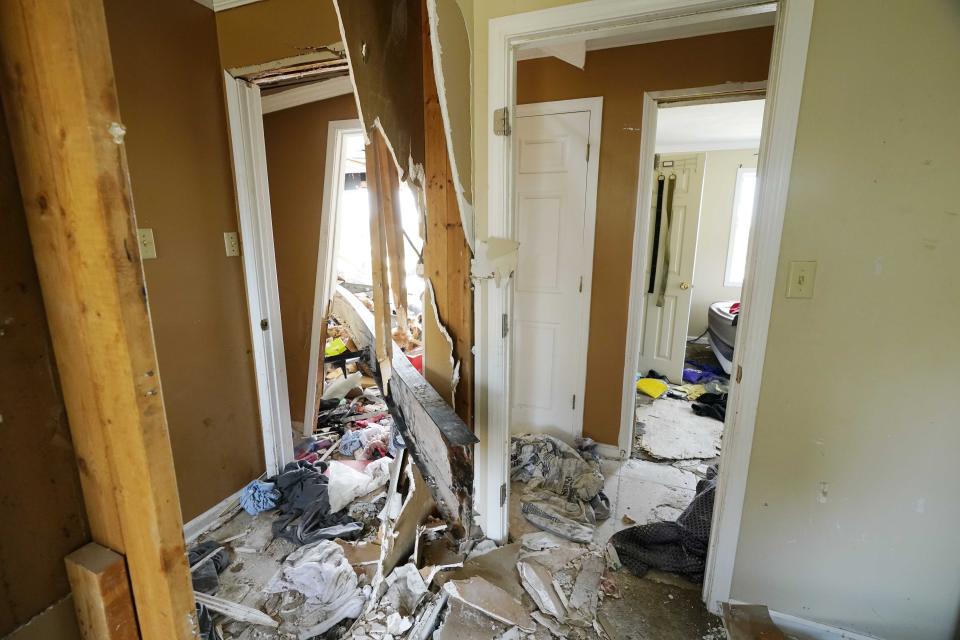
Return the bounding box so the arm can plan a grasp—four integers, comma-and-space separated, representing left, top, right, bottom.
263, 94, 358, 423
517, 27, 773, 445
104, 0, 265, 520
0, 101, 89, 637
216, 0, 343, 69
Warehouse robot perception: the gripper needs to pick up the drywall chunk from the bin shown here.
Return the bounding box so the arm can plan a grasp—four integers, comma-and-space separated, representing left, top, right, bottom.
442, 577, 535, 632
472, 237, 520, 286
517, 561, 566, 621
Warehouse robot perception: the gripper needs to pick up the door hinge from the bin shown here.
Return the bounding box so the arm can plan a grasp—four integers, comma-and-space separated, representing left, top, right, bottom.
736, 365, 743, 383
578, 276, 583, 292
501, 313, 508, 338
500, 483, 507, 507
586, 142, 591, 162
572, 394, 576, 410
260, 318, 269, 331
493, 107, 511, 136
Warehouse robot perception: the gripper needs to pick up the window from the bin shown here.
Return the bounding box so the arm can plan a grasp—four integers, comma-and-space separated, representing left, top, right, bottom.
724, 167, 757, 287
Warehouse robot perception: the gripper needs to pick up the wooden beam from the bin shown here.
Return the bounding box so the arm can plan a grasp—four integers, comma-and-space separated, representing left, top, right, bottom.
380, 152, 409, 334
0, 1, 197, 638
65, 544, 138, 640
307, 302, 332, 434
421, 1, 474, 425
365, 128, 395, 386
331, 286, 476, 537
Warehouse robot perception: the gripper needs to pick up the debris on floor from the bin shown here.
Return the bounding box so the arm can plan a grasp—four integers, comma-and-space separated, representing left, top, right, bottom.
510, 434, 611, 542
610, 466, 717, 583
635, 398, 723, 460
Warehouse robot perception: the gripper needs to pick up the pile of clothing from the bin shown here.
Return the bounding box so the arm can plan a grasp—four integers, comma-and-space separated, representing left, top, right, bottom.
510, 434, 610, 542
610, 465, 717, 582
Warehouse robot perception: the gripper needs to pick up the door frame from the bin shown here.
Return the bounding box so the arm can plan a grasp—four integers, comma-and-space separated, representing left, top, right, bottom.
482, 0, 815, 612
302, 119, 364, 435
223, 72, 294, 476
620, 83, 766, 455
511, 97, 603, 442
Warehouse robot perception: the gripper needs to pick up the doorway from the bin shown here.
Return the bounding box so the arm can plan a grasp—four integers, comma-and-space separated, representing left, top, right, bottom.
484, 0, 815, 612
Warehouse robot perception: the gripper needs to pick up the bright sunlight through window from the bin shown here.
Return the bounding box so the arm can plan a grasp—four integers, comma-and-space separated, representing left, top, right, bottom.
724, 167, 757, 287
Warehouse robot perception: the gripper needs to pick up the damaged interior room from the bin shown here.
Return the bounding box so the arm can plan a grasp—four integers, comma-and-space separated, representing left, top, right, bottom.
1, 1, 957, 640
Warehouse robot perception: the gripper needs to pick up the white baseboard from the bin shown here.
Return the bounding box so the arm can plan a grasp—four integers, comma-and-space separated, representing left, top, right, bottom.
726, 601, 883, 640
183, 487, 245, 544
594, 442, 625, 460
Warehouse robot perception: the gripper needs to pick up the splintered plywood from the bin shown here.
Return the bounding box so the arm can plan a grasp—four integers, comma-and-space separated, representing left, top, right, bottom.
636, 398, 723, 460
334, 0, 424, 180
331, 287, 476, 537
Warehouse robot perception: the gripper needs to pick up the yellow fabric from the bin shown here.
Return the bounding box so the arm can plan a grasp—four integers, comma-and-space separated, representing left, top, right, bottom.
636, 378, 668, 399
325, 337, 348, 357
677, 383, 707, 401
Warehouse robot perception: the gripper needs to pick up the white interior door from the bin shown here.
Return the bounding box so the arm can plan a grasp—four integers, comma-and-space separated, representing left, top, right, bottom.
637, 153, 705, 383
510, 104, 598, 440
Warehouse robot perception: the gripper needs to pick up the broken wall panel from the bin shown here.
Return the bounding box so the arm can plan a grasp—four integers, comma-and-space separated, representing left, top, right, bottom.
426, 0, 474, 247
335, 0, 425, 181
331, 287, 476, 537
422, 5, 474, 425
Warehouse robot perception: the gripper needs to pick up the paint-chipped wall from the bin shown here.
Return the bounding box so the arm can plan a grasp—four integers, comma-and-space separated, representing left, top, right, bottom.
0, 97, 89, 638
516, 28, 774, 445
263, 94, 359, 425
731, 2, 960, 638
216, 0, 343, 69
104, 0, 266, 521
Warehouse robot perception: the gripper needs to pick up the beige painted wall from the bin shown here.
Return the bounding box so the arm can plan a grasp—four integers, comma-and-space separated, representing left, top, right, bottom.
688, 148, 757, 337
476, 1, 960, 637
263, 94, 359, 424
516, 30, 773, 445
731, 2, 960, 638
215, 0, 343, 69
104, 0, 265, 521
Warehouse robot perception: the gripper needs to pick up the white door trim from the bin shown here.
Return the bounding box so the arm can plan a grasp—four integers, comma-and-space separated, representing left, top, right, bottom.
513, 97, 603, 441
302, 119, 364, 435
482, 0, 815, 612
261, 76, 355, 115
618, 80, 765, 456
223, 72, 294, 476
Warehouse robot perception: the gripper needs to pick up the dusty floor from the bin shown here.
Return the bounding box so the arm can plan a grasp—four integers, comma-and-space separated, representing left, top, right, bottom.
508, 452, 724, 640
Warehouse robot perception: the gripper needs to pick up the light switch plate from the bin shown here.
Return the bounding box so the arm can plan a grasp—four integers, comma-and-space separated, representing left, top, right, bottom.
224, 232, 241, 257
786, 260, 816, 298
137, 228, 157, 260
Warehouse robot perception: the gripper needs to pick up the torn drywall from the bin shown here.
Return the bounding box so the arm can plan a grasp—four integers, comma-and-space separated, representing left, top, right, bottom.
426, 0, 474, 249
424, 278, 460, 408
333, 0, 425, 184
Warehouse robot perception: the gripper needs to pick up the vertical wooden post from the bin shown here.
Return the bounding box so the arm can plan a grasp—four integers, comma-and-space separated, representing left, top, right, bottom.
381, 164, 410, 334
0, 1, 197, 638
421, 4, 474, 425
365, 129, 396, 385
66, 544, 139, 640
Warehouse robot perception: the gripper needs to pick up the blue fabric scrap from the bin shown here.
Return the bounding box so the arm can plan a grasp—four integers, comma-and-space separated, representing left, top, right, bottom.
240, 480, 279, 515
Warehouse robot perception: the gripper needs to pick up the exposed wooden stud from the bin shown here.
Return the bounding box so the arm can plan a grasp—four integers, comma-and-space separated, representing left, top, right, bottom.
65, 544, 138, 640
365, 128, 395, 387
0, 1, 196, 638
308, 302, 332, 434
380, 155, 410, 334
421, 2, 474, 425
